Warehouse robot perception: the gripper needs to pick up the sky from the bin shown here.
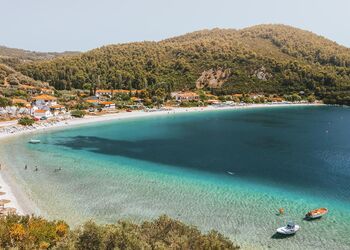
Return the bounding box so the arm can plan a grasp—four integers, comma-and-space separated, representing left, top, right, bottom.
1, 0, 349, 52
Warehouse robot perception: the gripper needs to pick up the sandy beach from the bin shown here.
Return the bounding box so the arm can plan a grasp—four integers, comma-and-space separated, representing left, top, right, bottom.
0, 103, 323, 216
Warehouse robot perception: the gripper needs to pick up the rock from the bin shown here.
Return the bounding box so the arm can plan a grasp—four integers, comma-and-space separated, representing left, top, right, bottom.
253, 66, 272, 81
196, 68, 231, 89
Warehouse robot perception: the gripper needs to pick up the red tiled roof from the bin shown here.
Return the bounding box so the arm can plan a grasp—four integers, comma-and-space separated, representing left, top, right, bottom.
35, 109, 47, 113
100, 101, 114, 105
32, 95, 57, 101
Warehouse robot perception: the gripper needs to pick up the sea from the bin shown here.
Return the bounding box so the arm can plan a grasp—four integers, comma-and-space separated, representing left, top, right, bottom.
0, 105, 349, 249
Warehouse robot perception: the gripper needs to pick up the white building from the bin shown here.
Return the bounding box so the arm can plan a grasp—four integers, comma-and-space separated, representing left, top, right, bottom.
100, 101, 116, 110
32, 94, 57, 108
50, 104, 66, 116
33, 109, 53, 118
171, 91, 200, 102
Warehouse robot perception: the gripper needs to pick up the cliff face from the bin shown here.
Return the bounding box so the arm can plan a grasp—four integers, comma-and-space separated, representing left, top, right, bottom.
253, 66, 272, 81
196, 68, 231, 89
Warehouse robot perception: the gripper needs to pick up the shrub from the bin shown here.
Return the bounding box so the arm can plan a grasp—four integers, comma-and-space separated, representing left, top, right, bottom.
0, 97, 12, 107
18, 117, 35, 126
75, 221, 102, 250
0, 215, 239, 249
70, 110, 86, 118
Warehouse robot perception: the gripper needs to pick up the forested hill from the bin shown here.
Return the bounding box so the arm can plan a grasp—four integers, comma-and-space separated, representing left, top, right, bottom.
16, 24, 350, 103
0, 45, 79, 67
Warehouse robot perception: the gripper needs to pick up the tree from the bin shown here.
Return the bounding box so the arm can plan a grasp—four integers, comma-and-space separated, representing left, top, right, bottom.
0, 97, 11, 107
7, 75, 19, 85
307, 95, 316, 103
83, 83, 91, 91
76, 221, 102, 250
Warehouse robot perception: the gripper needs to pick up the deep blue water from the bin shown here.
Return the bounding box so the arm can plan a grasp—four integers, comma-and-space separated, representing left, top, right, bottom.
53, 106, 350, 202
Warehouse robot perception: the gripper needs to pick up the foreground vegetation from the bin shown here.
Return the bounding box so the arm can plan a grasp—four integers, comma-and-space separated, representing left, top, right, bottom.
0, 215, 238, 249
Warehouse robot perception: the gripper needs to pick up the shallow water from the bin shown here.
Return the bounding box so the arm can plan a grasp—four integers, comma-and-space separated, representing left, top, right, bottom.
1, 106, 350, 249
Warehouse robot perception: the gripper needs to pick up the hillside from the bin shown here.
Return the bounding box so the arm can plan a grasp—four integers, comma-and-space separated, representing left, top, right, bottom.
0, 63, 48, 88
0, 45, 79, 67
16, 24, 350, 104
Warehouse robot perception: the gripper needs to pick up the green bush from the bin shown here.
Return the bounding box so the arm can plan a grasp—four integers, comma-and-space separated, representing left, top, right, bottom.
180, 101, 203, 107
0, 97, 12, 107
0, 215, 239, 249
18, 117, 35, 126
70, 110, 86, 118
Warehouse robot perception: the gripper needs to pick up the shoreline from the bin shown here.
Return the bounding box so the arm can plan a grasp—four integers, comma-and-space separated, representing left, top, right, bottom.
0, 103, 324, 216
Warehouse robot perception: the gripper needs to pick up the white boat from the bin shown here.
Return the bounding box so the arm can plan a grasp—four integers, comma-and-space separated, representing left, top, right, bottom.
305, 208, 328, 219
29, 139, 41, 144
276, 222, 300, 235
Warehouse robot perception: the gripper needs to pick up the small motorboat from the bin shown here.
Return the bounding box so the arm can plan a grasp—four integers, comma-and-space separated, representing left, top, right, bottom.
276, 222, 300, 235
305, 208, 328, 219
29, 139, 41, 144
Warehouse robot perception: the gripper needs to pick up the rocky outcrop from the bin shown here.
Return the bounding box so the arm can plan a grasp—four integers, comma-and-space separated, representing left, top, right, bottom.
253, 66, 272, 81
196, 68, 231, 89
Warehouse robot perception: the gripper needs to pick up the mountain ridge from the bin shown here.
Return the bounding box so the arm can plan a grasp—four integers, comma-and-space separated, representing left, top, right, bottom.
3, 24, 350, 104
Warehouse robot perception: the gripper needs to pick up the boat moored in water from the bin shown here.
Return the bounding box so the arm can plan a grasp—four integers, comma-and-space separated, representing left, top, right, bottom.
305, 208, 328, 219
29, 139, 41, 144
276, 222, 300, 235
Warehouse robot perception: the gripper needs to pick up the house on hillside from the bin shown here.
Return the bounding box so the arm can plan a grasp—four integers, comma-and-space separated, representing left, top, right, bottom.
50, 104, 66, 116
86, 99, 100, 106
33, 109, 52, 119
99, 101, 115, 110
40, 88, 55, 95
32, 95, 57, 107
12, 98, 31, 108
19, 85, 40, 95
131, 97, 143, 104
95, 89, 113, 98
249, 93, 264, 99
207, 99, 220, 105
95, 89, 144, 99
171, 92, 199, 102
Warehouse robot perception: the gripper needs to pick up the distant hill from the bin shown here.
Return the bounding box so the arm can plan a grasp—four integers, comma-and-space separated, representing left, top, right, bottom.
15, 24, 350, 103
0, 45, 79, 67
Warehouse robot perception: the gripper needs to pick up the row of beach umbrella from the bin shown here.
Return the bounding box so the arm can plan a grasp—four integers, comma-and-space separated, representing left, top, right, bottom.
0, 186, 17, 215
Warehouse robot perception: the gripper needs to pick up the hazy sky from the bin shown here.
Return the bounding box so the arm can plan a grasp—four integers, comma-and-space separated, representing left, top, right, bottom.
1, 0, 349, 52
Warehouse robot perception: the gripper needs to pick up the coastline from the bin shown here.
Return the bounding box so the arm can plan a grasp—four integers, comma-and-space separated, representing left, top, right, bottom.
0, 103, 324, 216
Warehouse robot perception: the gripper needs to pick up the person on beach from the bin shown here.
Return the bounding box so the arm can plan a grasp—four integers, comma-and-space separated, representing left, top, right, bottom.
54, 167, 62, 172
25, 164, 27, 170
279, 208, 284, 215
34, 166, 38, 171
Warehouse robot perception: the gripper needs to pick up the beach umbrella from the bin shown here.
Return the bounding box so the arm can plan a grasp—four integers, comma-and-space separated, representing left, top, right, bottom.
0, 207, 16, 215
0, 191, 6, 196
0, 199, 10, 208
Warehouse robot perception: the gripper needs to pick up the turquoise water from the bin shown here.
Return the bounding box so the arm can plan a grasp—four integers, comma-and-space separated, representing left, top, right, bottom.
1, 106, 350, 249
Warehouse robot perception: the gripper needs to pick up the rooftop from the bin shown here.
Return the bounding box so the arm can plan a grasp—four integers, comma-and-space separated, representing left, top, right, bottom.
35, 109, 48, 113
32, 94, 57, 101
100, 101, 114, 105
50, 104, 65, 109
